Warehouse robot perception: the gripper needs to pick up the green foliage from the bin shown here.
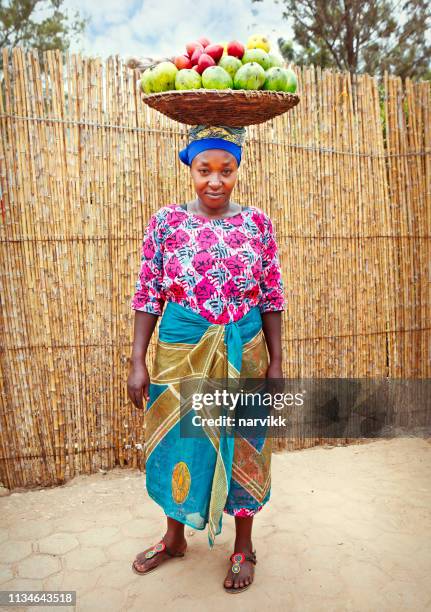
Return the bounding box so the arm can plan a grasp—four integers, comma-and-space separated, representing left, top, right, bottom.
253, 0, 431, 80
0, 0, 89, 73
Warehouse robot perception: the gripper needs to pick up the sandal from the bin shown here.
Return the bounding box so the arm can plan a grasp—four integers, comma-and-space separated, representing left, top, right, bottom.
131, 539, 186, 575
223, 550, 257, 594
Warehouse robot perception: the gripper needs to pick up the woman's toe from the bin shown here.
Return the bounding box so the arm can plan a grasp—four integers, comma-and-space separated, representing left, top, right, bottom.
134, 556, 153, 572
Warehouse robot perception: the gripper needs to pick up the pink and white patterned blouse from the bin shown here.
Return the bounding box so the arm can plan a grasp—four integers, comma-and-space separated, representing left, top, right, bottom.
130, 203, 286, 323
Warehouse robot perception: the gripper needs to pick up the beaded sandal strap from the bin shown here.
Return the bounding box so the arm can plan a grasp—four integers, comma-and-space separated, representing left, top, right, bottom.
144, 540, 167, 559
229, 551, 257, 573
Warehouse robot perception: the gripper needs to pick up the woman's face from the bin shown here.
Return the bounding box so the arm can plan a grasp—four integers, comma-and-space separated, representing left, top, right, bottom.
190, 149, 238, 208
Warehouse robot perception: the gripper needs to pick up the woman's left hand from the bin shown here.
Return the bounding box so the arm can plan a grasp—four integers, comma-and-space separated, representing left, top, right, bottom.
265, 361, 284, 396
266, 361, 283, 378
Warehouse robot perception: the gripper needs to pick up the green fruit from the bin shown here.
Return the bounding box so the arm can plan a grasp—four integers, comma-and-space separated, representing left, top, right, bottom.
233, 62, 266, 90
263, 67, 288, 92
151, 61, 178, 92
201, 66, 233, 89
175, 69, 202, 90
282, 67, 297, 93
267, 53, 284, 68
141, 67, 157, 94
218, 55, 243, 79
242, 48, 271, 70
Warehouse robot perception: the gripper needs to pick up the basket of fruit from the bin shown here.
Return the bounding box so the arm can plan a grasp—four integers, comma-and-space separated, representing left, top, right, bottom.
128, 35, 300, 127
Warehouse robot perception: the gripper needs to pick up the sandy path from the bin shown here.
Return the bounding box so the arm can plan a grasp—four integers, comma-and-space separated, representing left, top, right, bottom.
0, 437, 430, 611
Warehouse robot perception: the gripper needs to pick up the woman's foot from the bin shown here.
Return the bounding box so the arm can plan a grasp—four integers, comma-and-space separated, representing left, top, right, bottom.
223, 542, 256, 591
132, 534, 187, 574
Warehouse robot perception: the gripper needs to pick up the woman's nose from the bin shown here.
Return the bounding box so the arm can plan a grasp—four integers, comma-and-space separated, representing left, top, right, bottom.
208, 175, 222, 186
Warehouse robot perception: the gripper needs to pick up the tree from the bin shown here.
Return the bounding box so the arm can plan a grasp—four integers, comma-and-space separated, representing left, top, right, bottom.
253, 0, 431, 80
0, 0, 88, 73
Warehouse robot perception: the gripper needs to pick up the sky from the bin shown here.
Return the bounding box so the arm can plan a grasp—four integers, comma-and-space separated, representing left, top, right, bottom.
55, 0, 294, 62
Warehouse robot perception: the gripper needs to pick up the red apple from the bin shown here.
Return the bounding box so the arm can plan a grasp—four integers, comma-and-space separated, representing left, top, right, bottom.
227, 40, 245, 59
197, 36, 211, 48
186, 41, 203, 57
190, 47, 204, 65
174, 54, 192, 70
204, 43, 224, 62
196, 53, 216, 74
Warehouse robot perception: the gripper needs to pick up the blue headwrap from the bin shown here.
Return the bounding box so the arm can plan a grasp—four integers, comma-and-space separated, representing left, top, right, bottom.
178, 125, 247, 168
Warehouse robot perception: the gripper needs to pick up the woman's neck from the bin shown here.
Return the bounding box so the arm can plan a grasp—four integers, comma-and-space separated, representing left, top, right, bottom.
189, 198, 241, 219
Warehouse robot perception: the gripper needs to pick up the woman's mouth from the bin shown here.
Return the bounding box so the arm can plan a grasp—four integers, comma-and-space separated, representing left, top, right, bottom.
206, 193, 224, 198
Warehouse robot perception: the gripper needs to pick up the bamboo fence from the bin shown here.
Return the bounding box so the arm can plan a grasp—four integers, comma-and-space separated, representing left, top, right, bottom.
0, 48, 429, 490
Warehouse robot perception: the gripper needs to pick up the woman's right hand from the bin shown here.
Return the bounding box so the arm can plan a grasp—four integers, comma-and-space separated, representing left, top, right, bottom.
127, 360, 150, 410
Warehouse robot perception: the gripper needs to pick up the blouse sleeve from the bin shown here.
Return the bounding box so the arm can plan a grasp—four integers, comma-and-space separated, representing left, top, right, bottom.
130, 212, 165, 316
258, 214, 286, 314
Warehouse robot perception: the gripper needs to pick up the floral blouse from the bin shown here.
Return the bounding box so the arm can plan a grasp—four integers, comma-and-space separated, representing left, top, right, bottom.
130, 203, 286, 324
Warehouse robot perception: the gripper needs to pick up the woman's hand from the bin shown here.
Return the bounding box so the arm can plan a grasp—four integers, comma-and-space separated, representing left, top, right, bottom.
266, 360, 283, 378
265, 360, 284, 396
127, 361, 150, 410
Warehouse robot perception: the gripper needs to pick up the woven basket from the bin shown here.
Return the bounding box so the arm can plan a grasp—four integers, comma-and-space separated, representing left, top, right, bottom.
140, 89, 300, 127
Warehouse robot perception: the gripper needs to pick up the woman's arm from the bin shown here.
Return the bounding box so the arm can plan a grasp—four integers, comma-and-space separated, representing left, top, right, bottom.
128, 210, 166, 408
261, 311, 283, 377
130, 310, 159, 365
128, 311, 159, 409
258, 212, 285, 378
261, 311, 282, 363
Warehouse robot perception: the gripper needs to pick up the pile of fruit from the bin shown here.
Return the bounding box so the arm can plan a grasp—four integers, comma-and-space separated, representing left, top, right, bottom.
141, 35, 297, 95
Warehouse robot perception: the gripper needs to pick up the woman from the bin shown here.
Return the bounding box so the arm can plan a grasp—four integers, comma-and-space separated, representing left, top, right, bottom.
127, 124, 285, 593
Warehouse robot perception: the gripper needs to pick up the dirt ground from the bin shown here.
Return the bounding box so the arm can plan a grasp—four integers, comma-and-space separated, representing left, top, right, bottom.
0, 437, 430, 612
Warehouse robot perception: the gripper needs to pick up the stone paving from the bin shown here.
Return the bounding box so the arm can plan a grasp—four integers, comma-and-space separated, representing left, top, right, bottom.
0, 437, 430, 611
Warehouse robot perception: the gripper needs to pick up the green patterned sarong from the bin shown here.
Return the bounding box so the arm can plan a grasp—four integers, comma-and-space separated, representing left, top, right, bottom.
144, 300, 271, 547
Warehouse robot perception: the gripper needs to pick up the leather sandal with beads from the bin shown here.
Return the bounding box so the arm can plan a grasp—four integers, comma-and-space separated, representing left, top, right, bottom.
224, 550, 257, 594
132, 539, 186, 575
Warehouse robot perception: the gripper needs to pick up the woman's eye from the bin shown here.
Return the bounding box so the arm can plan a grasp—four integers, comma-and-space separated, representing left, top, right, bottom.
198, 169, 232, 175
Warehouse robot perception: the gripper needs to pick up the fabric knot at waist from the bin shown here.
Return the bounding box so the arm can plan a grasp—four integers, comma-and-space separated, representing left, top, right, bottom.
158, 301, 262, 375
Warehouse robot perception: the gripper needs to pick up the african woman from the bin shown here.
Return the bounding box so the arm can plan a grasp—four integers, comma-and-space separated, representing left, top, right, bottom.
127, 124, 286, 593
